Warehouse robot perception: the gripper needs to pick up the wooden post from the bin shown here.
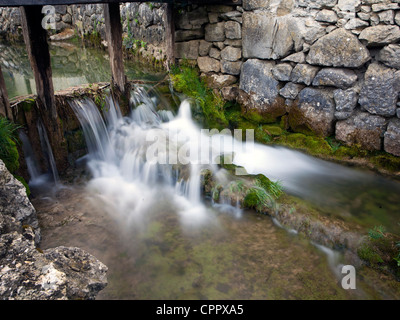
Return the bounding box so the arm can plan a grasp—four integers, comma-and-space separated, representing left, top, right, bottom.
104, 3, 126, 94
0, 65, 12, 120
165, 1, 175, 69
20, 5, 57, 121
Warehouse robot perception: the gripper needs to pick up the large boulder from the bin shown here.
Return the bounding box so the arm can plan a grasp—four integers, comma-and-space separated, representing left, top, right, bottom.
335, 111, 387, 151
289, 87, 336, 137
358, 62, 400, 117
384, 118, 400, 156
306, 28, 370, 68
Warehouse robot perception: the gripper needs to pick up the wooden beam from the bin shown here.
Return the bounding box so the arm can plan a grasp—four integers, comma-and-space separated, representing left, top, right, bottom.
103, 2, 126, 94
164, 2, 175, 69
0, 65, 12, 120
20, 5, 57, 121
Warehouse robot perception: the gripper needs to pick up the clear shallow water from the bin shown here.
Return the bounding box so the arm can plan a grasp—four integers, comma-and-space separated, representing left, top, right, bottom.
28, 85, 400, 300
0, 40, 165, 99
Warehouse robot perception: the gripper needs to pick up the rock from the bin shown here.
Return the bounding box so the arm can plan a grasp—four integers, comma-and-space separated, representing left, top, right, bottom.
344, 18, 369, 30
221, 61, 242, 75
198, 40, 212, 57
333, 88, 358, 120
0, 160, 39, 244
282, 52, 306, 64
312, 68, 357, 89
359, 62, 400, 117
197, 56, 221, 73
240, 59, 280, 105
272, 63, 293, 82
359, 25, 400, 46
289, 87, 336, 137
378, 10, 394, 25
209, 47, 221, 59
221, 86, 240, 102
337, 0, 361, 12
384, 118, 400, 156
204, 74, 237, 89
224, 21, 241, 40
335, 111, 387, 151
306, 28, 370, 68
175, 29, 204, 42
377, 44, 400, 69
220, 46, 242, 61
0, 159, 108, 300
175, 40, 199, 60
205, 22, 226, 42
243, 12, 300, 60
290, 64, 320, 86
49, 28, 75, 41
187, 7, 209, 28
279, 82, 304, 100
397, 108, 400, 118
315, 9, 338, 23
224, 39, 242, 47
138, 3, 153, 28
371, 3, 399, 12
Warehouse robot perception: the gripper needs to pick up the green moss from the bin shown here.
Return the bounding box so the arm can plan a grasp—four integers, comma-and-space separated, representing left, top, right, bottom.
0, 117, 21, 173
370, 153, 400, 172
358, 243, 384, 267
170, 64, 228, 129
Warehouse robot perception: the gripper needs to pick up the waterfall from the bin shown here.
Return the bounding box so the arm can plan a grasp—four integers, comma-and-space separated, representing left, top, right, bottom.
18, 131, 42, 183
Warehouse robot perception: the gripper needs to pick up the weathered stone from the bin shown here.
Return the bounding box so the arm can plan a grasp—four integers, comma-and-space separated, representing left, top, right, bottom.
290, 64, 320, 86
197, 56, 221, 73
187, 7, 209, 28
378, 10, 394, 25
175, 29, 204, 42
312, 68, 357, 89
239, 59, 280, 105
175, 40, 199, 60
357, 12, 370, 21
223, 39, 242, 47
289, 87, 336, 137
335, 111, 387, 151
204, 74, 237, 89
198, 40, 212, 57
243, 12, 302, 60
224, 21, 241, 39
333, 88, 358, 119
344, 18, 369, 30
272, 63, 293, 82
138, 3, 153, 27
371, 3, 399, 12
315, 9, 338, 23
221, 86, 240, 102
220, 46, 242, 61
209, 47, 221, 59
243, 0, 269, 10
279, 82, 304, 99
282, 52, 306, 63
384, 118, 400, 156
221, 60, 242, 75
205, 22, 226, 42
397, 108, 400, 118
395, 11, 400, 25
359, 25, 400, 46
359, 62, 400, 117
208, 12, 219, 24
377, 44, 400, 69
306, 28, 370, 67
337, 0, 361, 12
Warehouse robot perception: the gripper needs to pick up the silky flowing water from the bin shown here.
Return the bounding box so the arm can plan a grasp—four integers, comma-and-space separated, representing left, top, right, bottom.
24, 85, 399, 300
6, 40, 399, 299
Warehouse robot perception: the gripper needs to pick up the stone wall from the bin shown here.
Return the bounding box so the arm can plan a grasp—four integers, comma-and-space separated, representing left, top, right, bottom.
1, 1, 400, 157
175, 0, 400, 157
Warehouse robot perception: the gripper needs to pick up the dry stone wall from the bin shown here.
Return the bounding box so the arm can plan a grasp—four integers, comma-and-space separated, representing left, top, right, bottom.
1, 1, 400, 156
175, 0, 400, 157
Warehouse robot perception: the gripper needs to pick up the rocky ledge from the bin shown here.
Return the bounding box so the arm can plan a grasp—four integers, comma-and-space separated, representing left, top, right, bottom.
0, 160, 108, 300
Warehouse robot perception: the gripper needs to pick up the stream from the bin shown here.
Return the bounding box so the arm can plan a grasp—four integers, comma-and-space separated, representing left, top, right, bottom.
3, 40, 400, 300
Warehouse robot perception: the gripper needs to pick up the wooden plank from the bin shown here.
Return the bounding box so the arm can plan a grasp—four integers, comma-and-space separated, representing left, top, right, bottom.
0, 0, 241, 7
164, 2, 175, 69
0, 65, 12, 120
103, 2, 126, 93
20, 5, 57, 121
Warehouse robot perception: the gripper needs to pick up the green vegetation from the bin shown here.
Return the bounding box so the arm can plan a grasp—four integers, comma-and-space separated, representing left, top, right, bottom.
170, 63, 228, 129
0, 116, 21, 173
